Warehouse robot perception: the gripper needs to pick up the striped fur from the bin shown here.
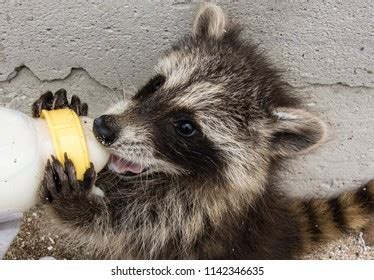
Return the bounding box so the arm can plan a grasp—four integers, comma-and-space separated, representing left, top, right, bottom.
293, 181, 374, 254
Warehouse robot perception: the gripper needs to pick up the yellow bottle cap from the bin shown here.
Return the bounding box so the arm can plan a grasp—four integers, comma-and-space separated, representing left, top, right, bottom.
41, 109, 90, 180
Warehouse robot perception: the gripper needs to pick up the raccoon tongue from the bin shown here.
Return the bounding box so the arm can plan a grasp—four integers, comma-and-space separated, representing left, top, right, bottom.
108, 154, 144, 174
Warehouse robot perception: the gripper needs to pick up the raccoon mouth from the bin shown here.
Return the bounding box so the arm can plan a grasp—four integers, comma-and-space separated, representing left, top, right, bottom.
108, 154, 148, 176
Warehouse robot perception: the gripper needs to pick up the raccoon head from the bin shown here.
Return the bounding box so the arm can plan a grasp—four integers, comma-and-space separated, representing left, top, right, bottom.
93, 4, 327, 192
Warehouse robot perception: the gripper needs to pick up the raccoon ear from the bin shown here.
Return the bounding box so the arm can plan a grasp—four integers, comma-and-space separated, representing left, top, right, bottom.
270, 108, 328, 156
192, 3, 229, 39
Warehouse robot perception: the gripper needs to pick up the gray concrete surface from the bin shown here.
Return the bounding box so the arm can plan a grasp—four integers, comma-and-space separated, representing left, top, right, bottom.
1, 1, 373, 88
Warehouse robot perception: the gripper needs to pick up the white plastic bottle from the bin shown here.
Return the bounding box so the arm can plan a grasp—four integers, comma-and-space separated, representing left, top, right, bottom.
0, 107, 110, 212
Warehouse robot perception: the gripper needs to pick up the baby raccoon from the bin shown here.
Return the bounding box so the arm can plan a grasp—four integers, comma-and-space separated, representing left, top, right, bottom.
32, 4, 374, 259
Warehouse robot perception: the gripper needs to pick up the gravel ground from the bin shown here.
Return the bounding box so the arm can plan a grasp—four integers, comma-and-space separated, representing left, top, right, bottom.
3, 206, 373, 260
4, 207, 91, 260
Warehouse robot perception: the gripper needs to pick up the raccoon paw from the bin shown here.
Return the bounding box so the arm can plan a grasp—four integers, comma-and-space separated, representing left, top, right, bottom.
40, 154, 96, 204
32, 89, 88, 118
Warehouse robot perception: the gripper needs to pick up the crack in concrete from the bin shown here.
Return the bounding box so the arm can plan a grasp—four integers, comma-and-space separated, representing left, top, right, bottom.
172, 0, 193, 6
1, 65, 116, 94
288, 81, 374, 90
1, 65, 374, 91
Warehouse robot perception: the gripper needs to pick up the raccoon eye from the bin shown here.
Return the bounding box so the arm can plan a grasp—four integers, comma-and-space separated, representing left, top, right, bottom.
175, 120, 196, 137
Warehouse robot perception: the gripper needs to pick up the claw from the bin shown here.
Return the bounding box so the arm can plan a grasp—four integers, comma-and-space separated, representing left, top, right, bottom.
53, 89, 69, 109
81, 103, 88, 116
43, 160, 57, 200
70, 95, 82, 115
40, 91, 54, 108
51, 155, 71, 195
63, 153, 80, 192
31, 91, 54, 118
82, 163, 96, 191
32, 99, 43, 118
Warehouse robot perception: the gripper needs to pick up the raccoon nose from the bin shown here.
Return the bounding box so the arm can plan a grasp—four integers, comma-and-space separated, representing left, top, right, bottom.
93, 115, 119, 146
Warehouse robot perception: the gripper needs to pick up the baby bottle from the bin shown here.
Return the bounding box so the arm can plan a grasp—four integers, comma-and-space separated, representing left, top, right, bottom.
0, 107, 110, 212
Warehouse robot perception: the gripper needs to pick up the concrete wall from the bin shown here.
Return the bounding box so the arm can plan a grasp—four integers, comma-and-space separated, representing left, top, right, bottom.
1, 0, 373, 197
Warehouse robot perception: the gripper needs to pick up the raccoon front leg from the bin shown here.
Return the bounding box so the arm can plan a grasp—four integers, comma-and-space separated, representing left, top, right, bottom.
32, 88, 88, 118
40, 155, 110, 229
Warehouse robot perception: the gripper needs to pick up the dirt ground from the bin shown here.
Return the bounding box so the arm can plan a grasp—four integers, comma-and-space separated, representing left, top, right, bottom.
3, 207, 91, 260
3, 206, 374, 260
